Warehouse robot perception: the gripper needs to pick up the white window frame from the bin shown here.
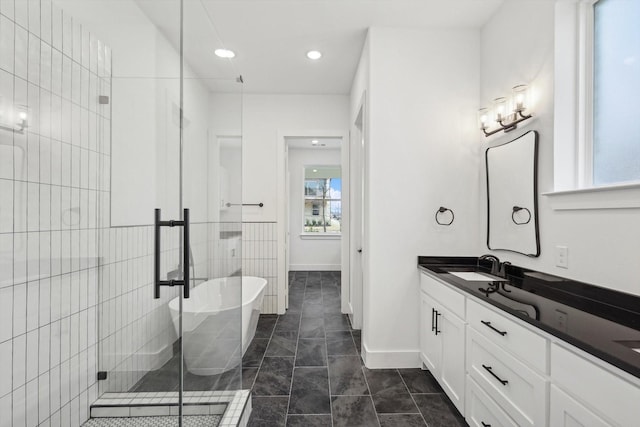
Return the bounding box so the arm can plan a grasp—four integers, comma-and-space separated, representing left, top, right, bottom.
546, 0, 640, 210
300, 167, 342, 238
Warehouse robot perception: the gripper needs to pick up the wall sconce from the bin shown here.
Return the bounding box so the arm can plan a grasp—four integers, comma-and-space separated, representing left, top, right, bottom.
0, 99, 29, 133
478, 84, 533, 137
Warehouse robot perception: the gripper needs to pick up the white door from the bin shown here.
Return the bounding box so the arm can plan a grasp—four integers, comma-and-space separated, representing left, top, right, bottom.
284, 144, 290, 308
349, 102, 365, 329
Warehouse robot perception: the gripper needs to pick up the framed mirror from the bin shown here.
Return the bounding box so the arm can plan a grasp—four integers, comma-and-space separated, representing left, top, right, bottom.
486, 130, 540, 256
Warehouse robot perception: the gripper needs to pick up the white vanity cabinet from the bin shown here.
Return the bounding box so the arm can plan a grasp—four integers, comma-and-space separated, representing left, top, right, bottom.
550, 343, 640, 427
419, 273, 466, 415
549, 385, 612, 427
419, 269, 640, 427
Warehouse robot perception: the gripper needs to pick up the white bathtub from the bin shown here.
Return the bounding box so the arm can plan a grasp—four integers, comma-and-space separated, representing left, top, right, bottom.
168, 276, 267, 375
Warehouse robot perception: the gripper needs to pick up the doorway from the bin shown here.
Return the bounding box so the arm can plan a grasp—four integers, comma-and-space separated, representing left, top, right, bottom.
277, 132, 350, 317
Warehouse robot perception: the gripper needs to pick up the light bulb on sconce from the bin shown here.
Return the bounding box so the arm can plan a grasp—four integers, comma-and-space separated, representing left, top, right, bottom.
478, 84, 533, 137
17, 108, 28, 131
512, 84, 528, 112
477, 108, 489, 131
0, 102, 29, 133
493, 97, 508, 122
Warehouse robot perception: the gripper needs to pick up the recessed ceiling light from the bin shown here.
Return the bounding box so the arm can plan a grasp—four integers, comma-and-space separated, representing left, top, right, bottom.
215, 48, 235, 59
306, 50, 322, 60
313, 169, 318, 173
311, 140, 319, 145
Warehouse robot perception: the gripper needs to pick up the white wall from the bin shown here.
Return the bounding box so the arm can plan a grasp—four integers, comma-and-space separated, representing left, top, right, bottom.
288, 148, 342, 271
479, 1, 640, 295
354, 27, 482, 367
242, 94, 349, 221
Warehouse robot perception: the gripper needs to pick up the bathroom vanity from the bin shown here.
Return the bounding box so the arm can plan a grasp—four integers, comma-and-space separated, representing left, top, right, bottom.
417, 256, 640, 427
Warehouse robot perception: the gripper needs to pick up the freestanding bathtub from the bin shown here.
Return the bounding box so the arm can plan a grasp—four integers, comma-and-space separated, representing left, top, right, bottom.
168, 276, 267, 375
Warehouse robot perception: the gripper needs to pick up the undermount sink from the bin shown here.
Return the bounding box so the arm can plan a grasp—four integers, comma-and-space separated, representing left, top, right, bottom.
448, 271, 506, 282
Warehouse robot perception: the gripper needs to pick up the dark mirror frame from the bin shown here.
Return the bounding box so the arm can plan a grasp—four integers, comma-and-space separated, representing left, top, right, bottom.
485, 130, 541, 257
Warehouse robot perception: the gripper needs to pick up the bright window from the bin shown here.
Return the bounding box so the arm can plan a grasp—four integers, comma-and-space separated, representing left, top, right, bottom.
303, 166, 341, 234
592, 0, 640, 185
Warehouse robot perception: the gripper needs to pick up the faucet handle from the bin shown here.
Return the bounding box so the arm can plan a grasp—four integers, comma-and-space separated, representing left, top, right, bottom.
499, 261, 512, 278
479, 254, 500, 262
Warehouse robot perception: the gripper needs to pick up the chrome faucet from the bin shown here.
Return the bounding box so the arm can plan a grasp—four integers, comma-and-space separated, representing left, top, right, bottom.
479, 254, 501, 276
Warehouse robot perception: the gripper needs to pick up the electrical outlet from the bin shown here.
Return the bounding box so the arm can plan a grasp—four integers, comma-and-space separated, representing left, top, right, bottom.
555, 309, 568, 333
556, 246, 568, 268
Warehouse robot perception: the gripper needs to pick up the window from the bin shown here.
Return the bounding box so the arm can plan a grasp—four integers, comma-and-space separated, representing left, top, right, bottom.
303, 166, 341, 234
592, 0, 640, 186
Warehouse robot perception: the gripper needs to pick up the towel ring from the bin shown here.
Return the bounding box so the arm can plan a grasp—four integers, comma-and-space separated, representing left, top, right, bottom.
435, 207, 454, 226
512, 206, 531, 225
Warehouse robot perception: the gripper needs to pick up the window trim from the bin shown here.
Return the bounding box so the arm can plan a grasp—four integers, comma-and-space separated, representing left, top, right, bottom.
549, 0, 640, 209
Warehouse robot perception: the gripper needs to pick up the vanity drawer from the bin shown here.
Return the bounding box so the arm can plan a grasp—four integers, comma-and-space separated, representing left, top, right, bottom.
551, 343, 640, 427
467, 299, 547, 373
467, 328, 547, 427
420, 273, 465, 318
466, 375, 518, 427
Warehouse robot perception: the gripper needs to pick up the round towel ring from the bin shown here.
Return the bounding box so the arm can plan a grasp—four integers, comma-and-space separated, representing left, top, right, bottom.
512, 206, 531, 225
435, 207, 454, 226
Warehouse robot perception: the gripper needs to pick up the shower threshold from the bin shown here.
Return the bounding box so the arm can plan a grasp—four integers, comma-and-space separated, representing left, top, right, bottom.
84, 390, 251, 427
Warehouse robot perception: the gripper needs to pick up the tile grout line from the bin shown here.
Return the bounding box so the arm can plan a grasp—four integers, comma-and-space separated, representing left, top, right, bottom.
359, 360, 382, 427
284, 272, 305, 421
397, 369, 429, 426
321, 274, 335, 427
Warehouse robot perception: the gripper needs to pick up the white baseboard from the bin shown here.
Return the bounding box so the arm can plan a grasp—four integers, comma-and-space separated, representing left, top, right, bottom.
290, 264, 341, 271
362, 342, 421, 369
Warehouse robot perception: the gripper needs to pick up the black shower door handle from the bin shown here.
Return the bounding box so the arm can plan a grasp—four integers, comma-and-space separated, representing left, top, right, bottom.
154, 208, 190, 299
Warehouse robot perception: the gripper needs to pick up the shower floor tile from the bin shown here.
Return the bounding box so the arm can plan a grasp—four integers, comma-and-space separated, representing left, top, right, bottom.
82, 415, 222, 427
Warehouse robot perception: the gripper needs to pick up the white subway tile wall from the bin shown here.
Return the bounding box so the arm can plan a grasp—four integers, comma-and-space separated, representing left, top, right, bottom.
241, 222, 277, 314
0, 1, 110, 425
1, 1, 253, 425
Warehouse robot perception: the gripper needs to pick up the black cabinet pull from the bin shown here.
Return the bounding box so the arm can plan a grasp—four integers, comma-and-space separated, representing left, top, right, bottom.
431, 308, 436, 332
481, 320, 507, 336
482, 364, 508, 385
154, 208, 190, 299
481, 422, 491, 427
434, 311, 441, 335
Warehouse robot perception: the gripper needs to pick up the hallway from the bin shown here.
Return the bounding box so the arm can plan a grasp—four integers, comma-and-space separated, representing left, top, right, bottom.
243, 271, 466, 426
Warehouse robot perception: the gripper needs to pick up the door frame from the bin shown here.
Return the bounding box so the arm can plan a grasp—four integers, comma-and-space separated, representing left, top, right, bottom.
349, 93, 366, 330
277, 129, 350, 314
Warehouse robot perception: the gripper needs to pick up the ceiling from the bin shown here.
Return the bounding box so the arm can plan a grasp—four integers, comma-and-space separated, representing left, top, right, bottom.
135, 0, 505, 95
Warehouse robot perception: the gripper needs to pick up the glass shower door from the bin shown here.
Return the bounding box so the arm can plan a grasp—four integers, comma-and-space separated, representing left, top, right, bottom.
180, 0, 244, 400
94, 0, 245, 423
93, 0, 186, 415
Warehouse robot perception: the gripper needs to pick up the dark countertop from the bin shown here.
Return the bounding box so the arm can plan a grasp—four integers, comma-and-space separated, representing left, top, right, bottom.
418, 256, 640, 379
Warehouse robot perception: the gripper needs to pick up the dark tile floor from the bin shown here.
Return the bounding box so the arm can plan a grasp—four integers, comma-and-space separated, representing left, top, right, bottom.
244, 271, 467, 427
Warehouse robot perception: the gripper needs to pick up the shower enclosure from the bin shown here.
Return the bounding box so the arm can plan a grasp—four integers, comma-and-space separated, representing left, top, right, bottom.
0, 0, 246, 425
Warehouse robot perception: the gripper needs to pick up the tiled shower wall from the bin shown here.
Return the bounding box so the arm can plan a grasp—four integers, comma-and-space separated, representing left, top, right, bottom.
96, 226, 181, 395
1, 1, 248, 425
242, 222, 278, 314
0, 1, 110, 425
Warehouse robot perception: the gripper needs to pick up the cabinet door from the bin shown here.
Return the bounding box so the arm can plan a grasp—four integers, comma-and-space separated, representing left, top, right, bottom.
439, 305, 466, 414
420, 292, 441, 374
550, 386, 612, 427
